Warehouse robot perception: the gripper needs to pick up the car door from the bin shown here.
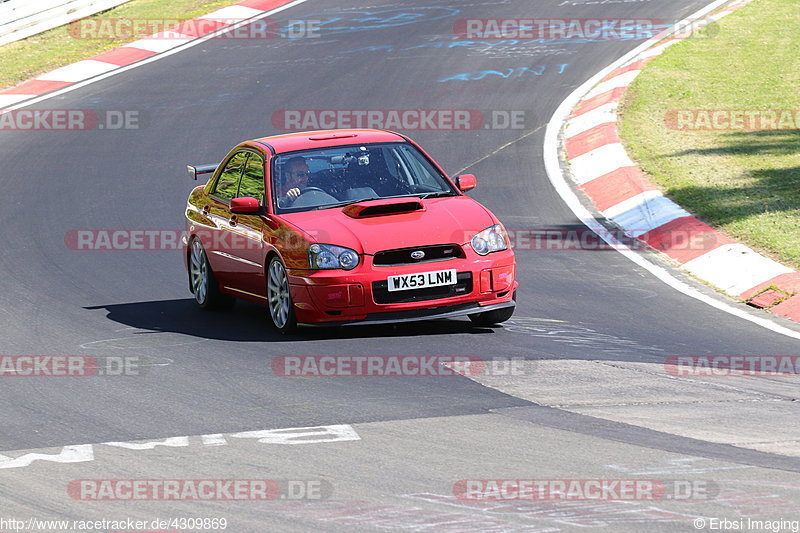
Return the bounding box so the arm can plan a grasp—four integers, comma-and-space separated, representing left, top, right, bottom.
226, 151, 270, 298
204, 150, 249, 287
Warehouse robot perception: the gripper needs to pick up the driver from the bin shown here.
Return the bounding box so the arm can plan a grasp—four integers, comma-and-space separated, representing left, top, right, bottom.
279, 156, 310, 206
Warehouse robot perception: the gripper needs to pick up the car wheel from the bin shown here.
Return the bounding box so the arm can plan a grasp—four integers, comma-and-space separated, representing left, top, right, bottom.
468, 291, 516, 326
266, 256, 297, 334
189, 238, 234, 310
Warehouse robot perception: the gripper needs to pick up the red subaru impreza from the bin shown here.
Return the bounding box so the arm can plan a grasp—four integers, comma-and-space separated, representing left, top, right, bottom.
183, 129, 516, 333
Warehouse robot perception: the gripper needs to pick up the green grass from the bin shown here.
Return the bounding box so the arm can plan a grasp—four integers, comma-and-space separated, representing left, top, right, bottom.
0, 0, 241, 91
618, 0, 800, 269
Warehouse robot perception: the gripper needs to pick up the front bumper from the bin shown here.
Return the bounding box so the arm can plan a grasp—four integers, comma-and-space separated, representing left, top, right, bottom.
299, 300, 515, 327
287, 249, 517, 325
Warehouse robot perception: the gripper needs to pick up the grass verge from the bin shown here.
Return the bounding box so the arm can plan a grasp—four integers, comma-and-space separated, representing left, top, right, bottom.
618, 0, 800, 270
0, 0, 242, 91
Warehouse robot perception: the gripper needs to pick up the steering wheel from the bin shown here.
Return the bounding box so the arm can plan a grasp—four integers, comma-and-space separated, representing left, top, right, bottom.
299, 186, 326, 195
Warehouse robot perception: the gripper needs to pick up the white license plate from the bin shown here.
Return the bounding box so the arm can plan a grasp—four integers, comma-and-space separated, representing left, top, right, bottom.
387, 269, 457, 292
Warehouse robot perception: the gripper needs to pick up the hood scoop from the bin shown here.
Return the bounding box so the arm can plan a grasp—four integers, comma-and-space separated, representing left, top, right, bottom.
343, 198, 425, 218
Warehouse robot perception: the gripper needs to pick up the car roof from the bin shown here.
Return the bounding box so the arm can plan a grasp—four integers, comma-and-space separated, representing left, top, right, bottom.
249, 129, 407, 154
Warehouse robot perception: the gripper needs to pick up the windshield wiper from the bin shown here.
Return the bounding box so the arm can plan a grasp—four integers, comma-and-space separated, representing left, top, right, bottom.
376, 192, 453, 200
417, 191, 454, 199
311, 197, 382, 210
310, 192, 451, 210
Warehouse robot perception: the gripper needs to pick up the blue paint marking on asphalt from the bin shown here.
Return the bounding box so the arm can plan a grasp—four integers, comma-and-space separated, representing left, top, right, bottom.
437, 65, 570, 82
270, 6, 460, 36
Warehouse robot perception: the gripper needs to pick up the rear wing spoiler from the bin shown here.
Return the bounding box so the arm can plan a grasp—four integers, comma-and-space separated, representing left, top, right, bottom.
187, 164, 217, 180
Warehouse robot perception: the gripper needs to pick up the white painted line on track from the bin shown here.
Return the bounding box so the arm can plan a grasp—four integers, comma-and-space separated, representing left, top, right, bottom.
126, 34, 193, 54
569, 143, 634, 184
0, 424, 360, 469
36, 60, 120, 82
0, 94, 31, 107
601, 190, 665, 219
565, 102, 618, 138
639, 40, 678, 59
682, 244, 794, 296
199, 5, 265, 21
583, 71, 642, 101
0, 445, 94, 469
602, 192, 691, 238
543, 0, 800, 341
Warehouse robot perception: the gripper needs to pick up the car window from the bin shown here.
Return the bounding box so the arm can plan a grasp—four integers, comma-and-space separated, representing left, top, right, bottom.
213, 151, 249, 201
380, 146, 402, 180
384, 147, 413, 184
395, 144, 442, 189
237, 153, 266, 204
272, 142, 455, 213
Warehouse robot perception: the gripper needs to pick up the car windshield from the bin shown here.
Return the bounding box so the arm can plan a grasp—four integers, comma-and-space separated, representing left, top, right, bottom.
271, 142, 457, 213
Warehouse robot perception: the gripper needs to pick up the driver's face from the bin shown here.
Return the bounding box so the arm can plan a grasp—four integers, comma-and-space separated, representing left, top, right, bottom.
286, 162, 309, 190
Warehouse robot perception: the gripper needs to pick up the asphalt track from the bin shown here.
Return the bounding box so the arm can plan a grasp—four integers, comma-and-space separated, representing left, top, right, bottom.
1, 0, 799, 531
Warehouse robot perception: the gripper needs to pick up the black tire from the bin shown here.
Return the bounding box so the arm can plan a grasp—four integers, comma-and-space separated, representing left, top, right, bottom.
188, 238, 234, 310
266, 256, 297, 334
468, 291, 516, 326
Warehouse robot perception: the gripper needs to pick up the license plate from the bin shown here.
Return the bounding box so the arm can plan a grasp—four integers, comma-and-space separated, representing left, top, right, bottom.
387, 269, 457, 292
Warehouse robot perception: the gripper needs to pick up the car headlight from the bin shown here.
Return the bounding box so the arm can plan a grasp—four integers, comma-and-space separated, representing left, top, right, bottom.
471, 225, 508, 255
308, 243, 360, 270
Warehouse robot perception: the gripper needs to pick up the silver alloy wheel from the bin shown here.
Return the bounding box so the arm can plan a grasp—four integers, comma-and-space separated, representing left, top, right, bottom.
267, 259, 290, 328
190, 239, 209, 305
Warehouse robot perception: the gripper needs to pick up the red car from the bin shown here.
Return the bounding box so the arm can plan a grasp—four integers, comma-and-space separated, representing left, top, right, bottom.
183, 129, 517, 333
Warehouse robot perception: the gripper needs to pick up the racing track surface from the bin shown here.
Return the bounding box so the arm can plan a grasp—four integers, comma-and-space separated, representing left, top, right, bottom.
1, 0, 799, 531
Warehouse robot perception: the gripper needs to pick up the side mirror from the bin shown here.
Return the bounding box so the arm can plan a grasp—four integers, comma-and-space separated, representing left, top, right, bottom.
455, 174, 477, 192
230, 197, 260, 214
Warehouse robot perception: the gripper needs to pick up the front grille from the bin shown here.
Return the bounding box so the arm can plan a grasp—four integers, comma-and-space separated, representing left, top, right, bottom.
372, 272, 472, 304
373, 244, 465, 266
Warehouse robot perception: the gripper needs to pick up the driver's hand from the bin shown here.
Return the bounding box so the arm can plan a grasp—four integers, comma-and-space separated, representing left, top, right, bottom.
286, 187, 301, 200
